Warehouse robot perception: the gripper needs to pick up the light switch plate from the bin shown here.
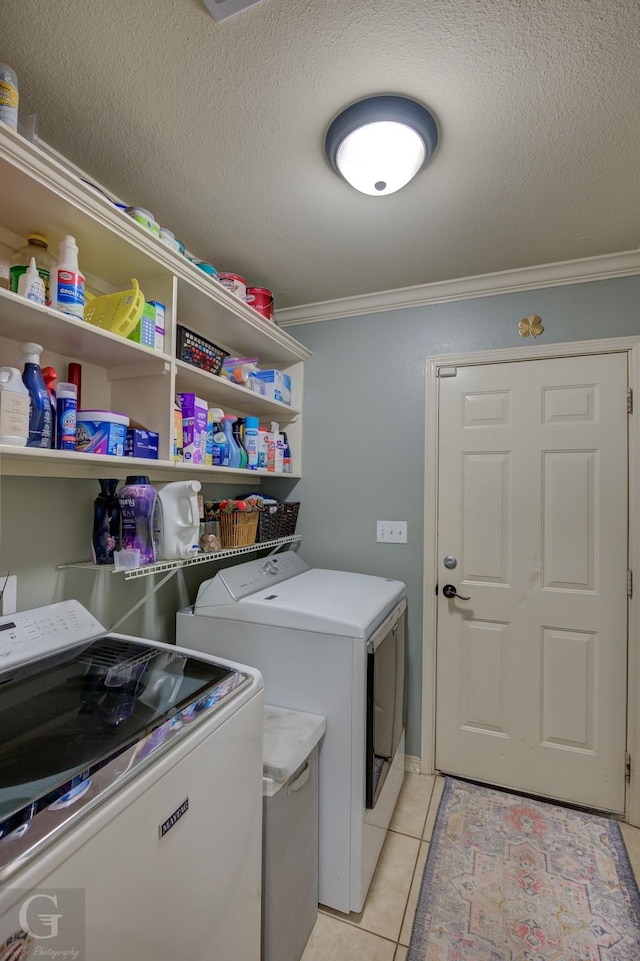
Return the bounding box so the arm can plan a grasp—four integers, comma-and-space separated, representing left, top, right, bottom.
376, 521, 408, 544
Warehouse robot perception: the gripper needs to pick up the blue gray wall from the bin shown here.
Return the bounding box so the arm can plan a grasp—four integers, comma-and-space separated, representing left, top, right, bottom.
2, 275, 639, 762
285, 275, 640, 760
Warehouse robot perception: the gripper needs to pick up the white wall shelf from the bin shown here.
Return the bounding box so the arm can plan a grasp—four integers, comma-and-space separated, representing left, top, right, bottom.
59, 534, 301, 580
0, 124, 309, 480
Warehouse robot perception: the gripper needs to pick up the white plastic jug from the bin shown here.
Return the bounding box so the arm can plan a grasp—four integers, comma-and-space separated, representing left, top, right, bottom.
153, 480, 202, 559
0, 366, 29, 446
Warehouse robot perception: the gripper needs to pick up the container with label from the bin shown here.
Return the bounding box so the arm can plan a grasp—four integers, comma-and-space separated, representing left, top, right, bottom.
10, 234, 55, 305
0, 367, 29, 446
56, 382, 78, 451
0, 64, 18, 130
51, 235, 85, 320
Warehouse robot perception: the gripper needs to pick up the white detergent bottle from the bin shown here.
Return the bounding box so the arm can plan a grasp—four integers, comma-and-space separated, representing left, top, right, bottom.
0, 367, 29, 446
51, 235, 85, 320
272, 422, 284, 473
17, 257, 45, 305
153, 480, 202, 560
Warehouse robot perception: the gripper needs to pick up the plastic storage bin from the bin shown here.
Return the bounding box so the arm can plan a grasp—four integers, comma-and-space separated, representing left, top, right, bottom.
262, 706, 326, 961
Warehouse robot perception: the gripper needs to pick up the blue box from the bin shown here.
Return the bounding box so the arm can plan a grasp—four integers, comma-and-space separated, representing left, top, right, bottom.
125, 428, 159, 459
253, 369, 291, 405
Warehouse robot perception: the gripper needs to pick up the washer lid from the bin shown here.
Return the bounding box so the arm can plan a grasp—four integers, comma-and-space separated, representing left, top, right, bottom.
193, 567, 406, 636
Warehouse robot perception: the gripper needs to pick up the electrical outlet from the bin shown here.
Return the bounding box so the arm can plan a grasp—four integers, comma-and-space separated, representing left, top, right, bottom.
376, 521, 408, 544
0, 575, 17, 615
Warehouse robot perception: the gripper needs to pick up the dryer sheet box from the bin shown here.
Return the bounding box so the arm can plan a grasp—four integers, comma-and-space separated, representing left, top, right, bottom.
177, 393, 207, 465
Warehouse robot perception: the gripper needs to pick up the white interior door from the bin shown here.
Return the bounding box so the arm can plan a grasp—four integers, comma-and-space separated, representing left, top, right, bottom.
435, 352, 628, 813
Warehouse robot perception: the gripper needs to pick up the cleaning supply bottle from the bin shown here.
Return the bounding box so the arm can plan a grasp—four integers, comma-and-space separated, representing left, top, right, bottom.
208, 408, 228, 466
0, 64, 18, 130
233, 417, 248, 468
282, 431, 292, 473
222, 415, 242, 468
268, 422, 284, 473
51, 235, 85, 320
244, 416, 259, 470
67, 362, 82, 409
153, 480, 202, 560
17, 257, 45, 305
118, 476, 157, 565
10, 233, 56, 305
92, 479, 121, 565
56, 382, 78, 451
41, 366, 57, 448
20, 342, 53, 448
0, 367, 29, 446
257, 425, 270, 469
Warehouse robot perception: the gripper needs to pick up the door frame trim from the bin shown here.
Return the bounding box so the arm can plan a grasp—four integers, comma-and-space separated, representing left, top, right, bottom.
422, 335, 640, 824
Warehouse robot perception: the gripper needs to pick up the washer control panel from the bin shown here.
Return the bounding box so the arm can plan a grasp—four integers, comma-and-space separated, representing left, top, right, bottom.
0, 600, 105, 672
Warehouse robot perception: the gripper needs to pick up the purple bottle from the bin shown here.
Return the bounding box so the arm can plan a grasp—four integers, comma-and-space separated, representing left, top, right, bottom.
118, 475, 157, 565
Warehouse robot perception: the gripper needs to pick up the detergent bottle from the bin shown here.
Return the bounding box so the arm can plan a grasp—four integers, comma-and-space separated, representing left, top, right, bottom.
153, 480, 202, 559
118, 476, 157, 565
223, 415, 242, 468
20, 342, 53, 448
0, 367, 29, 446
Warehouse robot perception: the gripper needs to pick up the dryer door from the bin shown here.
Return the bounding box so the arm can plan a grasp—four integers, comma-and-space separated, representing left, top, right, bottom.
366, 603, 406, 808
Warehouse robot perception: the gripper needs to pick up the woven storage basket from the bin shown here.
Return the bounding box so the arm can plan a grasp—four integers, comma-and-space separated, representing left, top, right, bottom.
256, 502, 300, 543
219, 510, 259, 548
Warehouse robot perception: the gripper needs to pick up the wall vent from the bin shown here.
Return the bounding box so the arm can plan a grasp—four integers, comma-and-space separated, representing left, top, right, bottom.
203, 0, 265, 21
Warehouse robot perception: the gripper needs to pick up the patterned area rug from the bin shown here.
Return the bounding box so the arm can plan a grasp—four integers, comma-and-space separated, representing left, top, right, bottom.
407, 777, 640, 961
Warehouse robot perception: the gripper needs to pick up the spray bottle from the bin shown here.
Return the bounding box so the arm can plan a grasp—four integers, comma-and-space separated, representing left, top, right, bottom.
207, 407, 228, 466
41, 366, 57, 448
21, 343, 53, 448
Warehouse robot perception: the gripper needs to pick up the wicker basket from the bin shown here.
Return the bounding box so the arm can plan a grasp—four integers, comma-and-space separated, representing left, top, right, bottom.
219, 510, 259, 548
256, 502, 300, 543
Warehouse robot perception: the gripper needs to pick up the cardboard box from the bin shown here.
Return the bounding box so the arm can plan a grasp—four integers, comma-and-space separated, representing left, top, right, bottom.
127, 303, 156, 348
147, 300, 165, 352
253, 369, 291, 405
177, 392, 208, 464
125, 428, 159, 459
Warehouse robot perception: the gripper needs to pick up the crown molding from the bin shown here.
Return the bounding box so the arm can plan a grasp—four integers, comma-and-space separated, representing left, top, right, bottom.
276, 248, 640, 327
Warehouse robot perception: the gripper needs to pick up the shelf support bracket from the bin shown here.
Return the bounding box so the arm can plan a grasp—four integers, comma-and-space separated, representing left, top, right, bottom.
108, 567, 179, 633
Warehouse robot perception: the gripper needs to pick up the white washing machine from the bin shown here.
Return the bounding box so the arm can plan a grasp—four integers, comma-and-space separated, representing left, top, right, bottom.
0, 600, 263, 961
177, 552, 406, 914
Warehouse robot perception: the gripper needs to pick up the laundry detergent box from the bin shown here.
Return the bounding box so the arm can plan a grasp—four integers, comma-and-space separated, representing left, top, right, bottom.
253, 369, 291, 405
177, 393, 207, 464
75, 410, 129, 456
125, 423, 159, 459
147, 300, 165, 352
127, 303, 156, 348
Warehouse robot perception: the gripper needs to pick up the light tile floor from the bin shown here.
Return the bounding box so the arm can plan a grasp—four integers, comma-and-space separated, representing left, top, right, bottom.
300, 774, 640, 961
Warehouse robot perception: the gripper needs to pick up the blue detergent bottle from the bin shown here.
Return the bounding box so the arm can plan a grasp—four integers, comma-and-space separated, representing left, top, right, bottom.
21, 342, 53, 448
223, 415, 242, 468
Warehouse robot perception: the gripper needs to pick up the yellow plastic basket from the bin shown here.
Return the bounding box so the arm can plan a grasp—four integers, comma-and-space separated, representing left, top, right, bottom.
84, 278, 145, 338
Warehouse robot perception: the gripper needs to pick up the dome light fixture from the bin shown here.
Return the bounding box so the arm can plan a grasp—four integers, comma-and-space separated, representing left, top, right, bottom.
324, 95, 438, 197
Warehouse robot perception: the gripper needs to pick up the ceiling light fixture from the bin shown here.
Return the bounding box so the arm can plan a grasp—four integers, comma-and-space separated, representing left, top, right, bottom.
324, 95, 438, 197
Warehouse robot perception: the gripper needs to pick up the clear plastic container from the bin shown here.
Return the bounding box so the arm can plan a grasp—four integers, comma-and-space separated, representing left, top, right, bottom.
10, 234, 56, 305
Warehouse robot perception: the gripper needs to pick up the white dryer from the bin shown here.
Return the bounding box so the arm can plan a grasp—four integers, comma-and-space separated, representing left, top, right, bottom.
177, 551, 406, 914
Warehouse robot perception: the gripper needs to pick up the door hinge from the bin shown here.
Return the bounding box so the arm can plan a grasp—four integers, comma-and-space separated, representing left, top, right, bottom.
628, 570, 633, 597
438, 367, 457, 378
628, 388, 633, 414
626, 752, 631, 780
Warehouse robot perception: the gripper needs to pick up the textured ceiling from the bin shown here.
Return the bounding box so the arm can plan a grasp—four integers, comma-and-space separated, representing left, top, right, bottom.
2, 0, 639, 309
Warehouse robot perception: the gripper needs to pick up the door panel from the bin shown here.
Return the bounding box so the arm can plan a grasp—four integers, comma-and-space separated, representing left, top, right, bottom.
435, 352, 628, 813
